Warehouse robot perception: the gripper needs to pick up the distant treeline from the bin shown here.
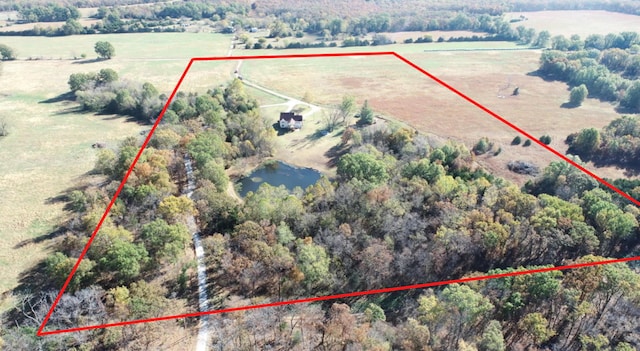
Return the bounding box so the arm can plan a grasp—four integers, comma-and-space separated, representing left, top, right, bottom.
0, 0, 167, 12
13, 4, 80, 23
509, 0, 640, 15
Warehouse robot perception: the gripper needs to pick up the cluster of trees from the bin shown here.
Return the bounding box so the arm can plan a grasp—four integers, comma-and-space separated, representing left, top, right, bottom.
68, 68, 164, 122
0, 0, 166, 12
89, 2, 247, 21
283, 41, 337, 49
538, 31, 640, 109
404, 35, 435, 43
567, 115, 640, 169
16, 4, 80, 23
200, 257, 640, 350
267, 13, 519, 41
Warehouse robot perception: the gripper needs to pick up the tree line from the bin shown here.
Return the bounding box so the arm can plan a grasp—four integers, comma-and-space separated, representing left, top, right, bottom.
537, 31, 640, 110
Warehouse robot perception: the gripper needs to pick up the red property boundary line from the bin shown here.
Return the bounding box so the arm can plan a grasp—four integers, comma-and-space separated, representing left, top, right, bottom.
37, 51, 640, 336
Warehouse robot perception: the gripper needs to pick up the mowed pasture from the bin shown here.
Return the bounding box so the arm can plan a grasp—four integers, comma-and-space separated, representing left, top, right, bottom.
0, 32, 234, 311
239, 42, 628, 184
507, 10, 640, 37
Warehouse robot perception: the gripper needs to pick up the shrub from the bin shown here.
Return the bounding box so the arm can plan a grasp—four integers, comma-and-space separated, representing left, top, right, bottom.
473, 137, 492, 155
523, 139, 532, 147
0, 118, 9, 137
512, 136, 522, 145
569, 84, 588, 106
540, 135, 552, 145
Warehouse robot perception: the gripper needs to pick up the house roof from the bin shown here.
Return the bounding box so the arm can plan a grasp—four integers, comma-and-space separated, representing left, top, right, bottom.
280, 112, 303, 122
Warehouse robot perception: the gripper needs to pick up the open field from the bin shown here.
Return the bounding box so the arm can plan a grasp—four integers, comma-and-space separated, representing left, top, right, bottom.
507, 10, 640, 37
0, 93, 146, 307
238, 43, 630, 184
0, 32, 234, 312
0, 33, 234, 92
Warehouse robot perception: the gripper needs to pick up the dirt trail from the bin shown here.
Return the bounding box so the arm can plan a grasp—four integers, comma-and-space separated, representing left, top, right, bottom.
182, 155, 210, 351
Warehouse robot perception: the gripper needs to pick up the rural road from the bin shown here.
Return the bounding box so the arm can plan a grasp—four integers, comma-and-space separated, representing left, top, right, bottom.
182, 155, 210, 351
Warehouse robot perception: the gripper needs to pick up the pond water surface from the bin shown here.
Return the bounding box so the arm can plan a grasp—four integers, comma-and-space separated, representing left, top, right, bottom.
237, 161, 322, 197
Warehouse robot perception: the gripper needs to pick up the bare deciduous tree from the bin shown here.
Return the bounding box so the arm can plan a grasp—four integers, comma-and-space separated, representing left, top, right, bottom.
0, 118, 8, 137
322, 109, 342, 132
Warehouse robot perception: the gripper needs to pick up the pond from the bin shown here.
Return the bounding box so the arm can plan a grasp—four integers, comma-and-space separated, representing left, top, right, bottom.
237, 161, 323, 197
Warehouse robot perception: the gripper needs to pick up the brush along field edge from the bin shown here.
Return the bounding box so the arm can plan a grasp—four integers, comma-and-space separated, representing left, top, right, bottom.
37, 51, 640, 336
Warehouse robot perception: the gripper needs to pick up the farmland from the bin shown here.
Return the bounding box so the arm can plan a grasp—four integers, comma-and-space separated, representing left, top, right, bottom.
239, 43, 628, 184
507, 10, 640, 37
1, 4, 640, 349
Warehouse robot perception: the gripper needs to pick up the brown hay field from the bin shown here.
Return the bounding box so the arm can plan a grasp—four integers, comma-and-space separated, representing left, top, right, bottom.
239, 45, 630, 185
507, 10, 640, 37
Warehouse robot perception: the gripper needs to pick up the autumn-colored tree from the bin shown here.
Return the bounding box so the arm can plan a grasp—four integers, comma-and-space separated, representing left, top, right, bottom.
158, 195, 196, 224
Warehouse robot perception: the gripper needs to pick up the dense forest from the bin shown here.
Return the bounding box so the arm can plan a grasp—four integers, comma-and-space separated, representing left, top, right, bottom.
3, 70, 640, 349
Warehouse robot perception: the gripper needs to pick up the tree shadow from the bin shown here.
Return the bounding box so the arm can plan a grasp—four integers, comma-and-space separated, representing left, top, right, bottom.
71, 57, 106, 65
52, 105, 85, 115
13, 226, 67, 250
14, 257, 57, 296
614, 105, 640, 114
560, 102, 580, 109
39, 92, 75, 104
526, 70, 557, 82
325, 143, 350, 168
305, 128, 329, 142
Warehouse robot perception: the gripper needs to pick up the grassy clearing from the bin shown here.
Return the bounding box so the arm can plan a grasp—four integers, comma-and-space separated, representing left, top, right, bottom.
506, 10, 640, 37
0, 33, 231, 60
0, 33, 236, 92
271, 108, 341, 176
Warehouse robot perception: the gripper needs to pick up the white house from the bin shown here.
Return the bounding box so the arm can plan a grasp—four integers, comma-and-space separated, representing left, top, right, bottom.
279, 112, 303, 130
